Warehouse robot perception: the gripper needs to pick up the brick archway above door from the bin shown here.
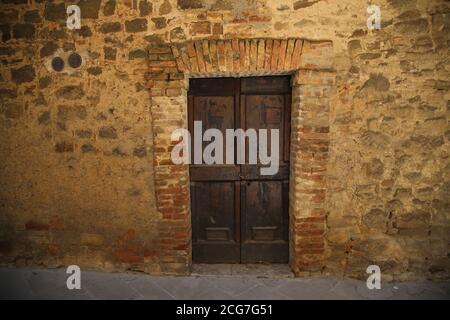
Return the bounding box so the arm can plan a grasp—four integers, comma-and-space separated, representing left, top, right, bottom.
146, 38, 335, 276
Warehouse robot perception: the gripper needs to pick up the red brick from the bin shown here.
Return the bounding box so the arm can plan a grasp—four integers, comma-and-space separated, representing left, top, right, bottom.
212, 23, 223, 35
270, 40, 280, 70
239, 40, 246, 70
264, 39, 273, 69
249, 15, 271, 22
202, 40, 212, 72
209, 40, 219, 71
257, 39, 265, 70
25, 220, 49, 231
190, 21, 211, 35
232, 39, 240, 72
225, 40, 233, 71
249, 39, 257, 71
217, 40, 226, 71
194, 41, 206, 73
278, 40, 288, 69
284, 39, 296, 69
291, 39, 303, 69
149, 61, 177, 68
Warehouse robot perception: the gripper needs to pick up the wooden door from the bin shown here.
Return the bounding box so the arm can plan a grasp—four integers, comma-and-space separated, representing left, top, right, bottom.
189, 76, 291, 264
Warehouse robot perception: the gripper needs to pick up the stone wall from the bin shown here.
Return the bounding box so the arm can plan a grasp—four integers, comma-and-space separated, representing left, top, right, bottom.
0, 0, 448, 280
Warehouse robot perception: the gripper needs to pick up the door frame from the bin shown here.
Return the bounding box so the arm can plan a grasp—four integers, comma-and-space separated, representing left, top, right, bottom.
147, 38, 335, 276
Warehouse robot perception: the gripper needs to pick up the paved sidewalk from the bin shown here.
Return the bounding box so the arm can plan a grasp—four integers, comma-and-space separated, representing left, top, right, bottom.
0, 266, 449, 300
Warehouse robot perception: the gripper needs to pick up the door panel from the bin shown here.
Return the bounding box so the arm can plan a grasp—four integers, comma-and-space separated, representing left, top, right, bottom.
243, 181, 286, 241
189, 76, 291, 264
241, 181, 289, 263
244, 95, 285, 163
191, 181, 240, 263
241, 95, 289, 166
192, 96, 235, 164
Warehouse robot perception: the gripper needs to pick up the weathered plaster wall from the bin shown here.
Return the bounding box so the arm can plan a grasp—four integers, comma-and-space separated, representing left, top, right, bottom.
0, 0, 448, 280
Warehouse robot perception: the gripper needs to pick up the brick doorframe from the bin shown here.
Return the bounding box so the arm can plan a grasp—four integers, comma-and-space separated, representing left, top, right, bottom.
146, 38, 335, 276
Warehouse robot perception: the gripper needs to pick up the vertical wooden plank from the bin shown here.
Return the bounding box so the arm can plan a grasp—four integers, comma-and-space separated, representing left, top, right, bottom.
284, 93, 291, 162
239, 181, 246, 263
188, 95, 194, 164
235, 78, 241, 160
235, 181, 241, 246
190, 182, 197, 242
240, 94, 247, 162
282, 181, 289, 241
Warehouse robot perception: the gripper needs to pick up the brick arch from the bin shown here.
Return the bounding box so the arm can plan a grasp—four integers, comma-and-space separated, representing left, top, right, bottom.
172, 39, 304, 76
146, 38, 335, 275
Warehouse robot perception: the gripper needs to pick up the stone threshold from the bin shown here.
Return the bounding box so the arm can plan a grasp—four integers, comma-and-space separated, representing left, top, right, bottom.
191, 264, 295, 278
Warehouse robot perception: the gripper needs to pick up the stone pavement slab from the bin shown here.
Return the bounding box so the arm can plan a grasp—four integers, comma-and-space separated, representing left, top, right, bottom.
0, 266, 449, 300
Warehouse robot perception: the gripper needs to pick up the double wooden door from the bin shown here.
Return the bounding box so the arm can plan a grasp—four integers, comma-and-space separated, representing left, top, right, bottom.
189, 76, 291, 263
